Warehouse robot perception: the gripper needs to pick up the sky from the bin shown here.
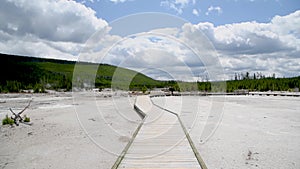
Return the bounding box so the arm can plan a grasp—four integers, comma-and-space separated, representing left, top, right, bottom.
0, 0, 299, 81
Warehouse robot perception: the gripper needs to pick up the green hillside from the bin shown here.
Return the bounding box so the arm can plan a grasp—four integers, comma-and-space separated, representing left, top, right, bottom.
0, 53, 161, 92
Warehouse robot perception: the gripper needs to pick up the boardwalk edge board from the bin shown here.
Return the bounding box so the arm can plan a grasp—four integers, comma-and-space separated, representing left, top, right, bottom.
111, 98, 147, 169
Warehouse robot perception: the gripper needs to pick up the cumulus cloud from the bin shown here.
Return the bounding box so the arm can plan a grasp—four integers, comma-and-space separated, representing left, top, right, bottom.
103, 34, 186, 66
205, 6, 222, 16
195, 11, 300, 56
91, 30, 206, 81
96, 25, 222, 81
0, 0, 108, 60
190, 10, 300, 79
106, 10, 300, 80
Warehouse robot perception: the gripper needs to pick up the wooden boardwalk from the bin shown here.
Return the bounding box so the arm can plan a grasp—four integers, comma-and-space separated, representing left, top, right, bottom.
116, 96, 203, 169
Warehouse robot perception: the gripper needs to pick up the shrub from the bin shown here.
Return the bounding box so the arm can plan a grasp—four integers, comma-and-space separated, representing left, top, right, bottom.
2, 115, 14, 125
24, 115, 30, 122
142, 85, 148, 94
33, 83, 45, 93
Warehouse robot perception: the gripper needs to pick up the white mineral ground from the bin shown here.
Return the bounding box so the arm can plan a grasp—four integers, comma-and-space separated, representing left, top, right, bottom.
152, 95, 300, 169
0, 92, 299, 169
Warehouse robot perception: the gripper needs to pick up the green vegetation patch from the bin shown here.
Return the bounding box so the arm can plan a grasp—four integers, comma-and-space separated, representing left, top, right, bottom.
2, 115, 14, 125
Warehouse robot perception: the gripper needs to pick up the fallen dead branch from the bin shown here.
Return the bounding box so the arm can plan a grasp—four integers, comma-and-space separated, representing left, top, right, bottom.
9, 99, 32, 126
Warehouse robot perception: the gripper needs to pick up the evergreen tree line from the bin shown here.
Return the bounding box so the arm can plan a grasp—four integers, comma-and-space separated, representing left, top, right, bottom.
0, 55, 72, 93
233, 72, 276, 80
196, 75, 300, 92
226, 76, 300, 92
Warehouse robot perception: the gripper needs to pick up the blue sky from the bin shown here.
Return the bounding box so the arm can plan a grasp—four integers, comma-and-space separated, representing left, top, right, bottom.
0, 0, 299, 81
79, 0, 299, 25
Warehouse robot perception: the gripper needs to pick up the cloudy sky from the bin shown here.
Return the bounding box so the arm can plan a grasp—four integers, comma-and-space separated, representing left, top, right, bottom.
0, 0, 299, 81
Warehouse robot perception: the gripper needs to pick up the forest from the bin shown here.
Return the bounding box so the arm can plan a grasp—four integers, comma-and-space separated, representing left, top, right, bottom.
197, 76, 300, 93
0, 53, 162, 93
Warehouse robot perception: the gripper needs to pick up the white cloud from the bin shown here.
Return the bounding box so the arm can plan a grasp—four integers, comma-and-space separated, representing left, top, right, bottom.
161, 0, 195, 14
192, 9, 199, 16
81, 0, 100, 4
0, 0, 109, 60
109, 0, 131, 3
197, 11, 300, 56
189, 10, 300, 79
106, 10, 299, 80
97, 31, 206, 81
205, 6, 222, 16
93, 22, 228, 81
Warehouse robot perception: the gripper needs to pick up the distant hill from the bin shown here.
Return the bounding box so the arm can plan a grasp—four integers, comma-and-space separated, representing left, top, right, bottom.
0, 53, 299, 93
0, 53, 162, 93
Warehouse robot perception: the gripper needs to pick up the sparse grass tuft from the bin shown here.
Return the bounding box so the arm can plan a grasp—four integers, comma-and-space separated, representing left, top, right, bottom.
24, 115, 30, 123
2, 115, 14, 125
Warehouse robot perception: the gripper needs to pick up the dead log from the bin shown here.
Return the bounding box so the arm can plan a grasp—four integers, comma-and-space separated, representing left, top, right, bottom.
9, 99, 32, 126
